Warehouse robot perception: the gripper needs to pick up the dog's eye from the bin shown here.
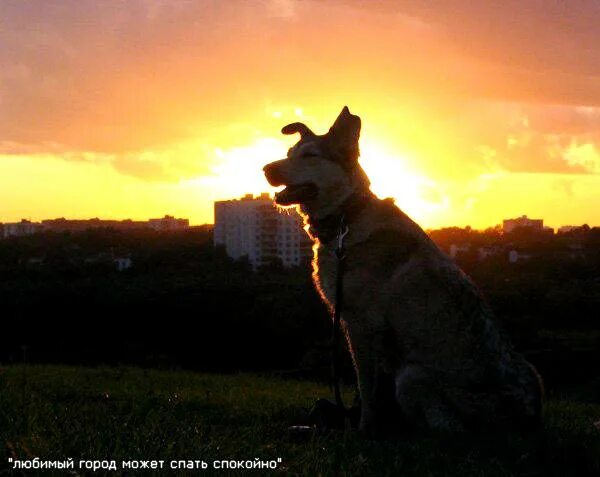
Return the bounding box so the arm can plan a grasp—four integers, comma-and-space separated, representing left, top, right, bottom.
303, 152, 318, 158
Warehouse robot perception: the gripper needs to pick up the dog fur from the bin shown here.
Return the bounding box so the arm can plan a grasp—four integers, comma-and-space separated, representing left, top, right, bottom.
264, 107, 543, 434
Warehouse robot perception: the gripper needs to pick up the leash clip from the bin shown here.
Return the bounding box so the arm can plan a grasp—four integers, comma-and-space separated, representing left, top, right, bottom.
335, 215, 349, 259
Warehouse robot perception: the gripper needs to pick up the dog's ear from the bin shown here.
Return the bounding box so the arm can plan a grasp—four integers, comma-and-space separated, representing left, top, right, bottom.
326, 106, 361, 163
329, 106, 361, 141
281, 122, 315, 140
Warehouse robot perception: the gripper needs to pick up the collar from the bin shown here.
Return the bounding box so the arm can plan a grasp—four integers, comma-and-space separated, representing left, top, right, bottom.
307, 189, 375, 244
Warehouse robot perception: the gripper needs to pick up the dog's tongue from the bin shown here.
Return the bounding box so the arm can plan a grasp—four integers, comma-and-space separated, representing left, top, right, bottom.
275, 184, 317, 205
275, 186, 301, 205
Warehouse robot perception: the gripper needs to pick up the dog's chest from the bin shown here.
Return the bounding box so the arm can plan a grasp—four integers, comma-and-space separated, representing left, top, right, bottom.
313, 244, 338, 305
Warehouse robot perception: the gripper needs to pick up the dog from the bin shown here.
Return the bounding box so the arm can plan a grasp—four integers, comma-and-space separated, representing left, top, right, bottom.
264, 107, 543, 435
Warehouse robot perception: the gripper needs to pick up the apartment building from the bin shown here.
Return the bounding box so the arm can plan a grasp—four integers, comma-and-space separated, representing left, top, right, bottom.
214, 193, 312, 269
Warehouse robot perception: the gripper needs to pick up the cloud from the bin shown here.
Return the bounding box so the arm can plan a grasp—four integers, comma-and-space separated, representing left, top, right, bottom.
341, 0, 600, 89
267, 0, 297, 18
465, 102, 600, 175
0, 138, 220, 183
0, 0, 599, 182
524, 105, 600, 136
563, 142, 600, 174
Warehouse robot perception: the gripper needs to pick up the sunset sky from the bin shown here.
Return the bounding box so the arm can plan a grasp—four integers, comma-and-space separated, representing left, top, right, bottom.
1, 1, 599, 229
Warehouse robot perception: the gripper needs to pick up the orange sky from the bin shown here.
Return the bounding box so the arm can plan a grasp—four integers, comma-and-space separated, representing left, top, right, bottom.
1, 1, 599, 229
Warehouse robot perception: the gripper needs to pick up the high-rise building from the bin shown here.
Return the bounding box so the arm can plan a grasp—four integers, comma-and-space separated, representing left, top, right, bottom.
147, 215, 189, 231
502, 215, 543, 233
214, 193, 312, 269
41, 218, 147, 232
558, 225, 581, 234
1, 219, 41, 238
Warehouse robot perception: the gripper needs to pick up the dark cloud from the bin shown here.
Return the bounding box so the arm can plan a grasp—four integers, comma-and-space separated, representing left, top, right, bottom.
525, 105, 600, 135
0, 0, 275, 153
345, 0, 600, 81
0, 0, 599, 180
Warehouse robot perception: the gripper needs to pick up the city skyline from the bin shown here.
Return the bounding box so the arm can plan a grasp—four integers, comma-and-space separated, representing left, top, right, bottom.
1, 210, 598, 229
1, 192, 596, 232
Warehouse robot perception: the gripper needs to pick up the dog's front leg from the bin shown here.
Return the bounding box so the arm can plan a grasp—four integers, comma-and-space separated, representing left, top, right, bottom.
343, 313, 380, 436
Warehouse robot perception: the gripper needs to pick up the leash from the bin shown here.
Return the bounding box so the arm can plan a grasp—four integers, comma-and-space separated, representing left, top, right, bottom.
331, 214, 349, 411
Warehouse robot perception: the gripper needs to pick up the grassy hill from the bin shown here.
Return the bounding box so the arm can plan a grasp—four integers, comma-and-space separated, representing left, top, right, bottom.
1, 365, 600, 475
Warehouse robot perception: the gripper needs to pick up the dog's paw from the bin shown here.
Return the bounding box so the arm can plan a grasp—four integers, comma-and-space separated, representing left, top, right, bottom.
308, 399, 346, 431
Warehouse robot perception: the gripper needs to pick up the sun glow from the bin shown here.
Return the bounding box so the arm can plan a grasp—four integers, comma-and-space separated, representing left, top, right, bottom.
358, 140, 448, 224
191, 134, 446, 225
191, 138, 288, 201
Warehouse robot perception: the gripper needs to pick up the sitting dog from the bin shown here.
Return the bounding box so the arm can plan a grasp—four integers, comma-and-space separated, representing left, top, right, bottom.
264, 107, 543, 434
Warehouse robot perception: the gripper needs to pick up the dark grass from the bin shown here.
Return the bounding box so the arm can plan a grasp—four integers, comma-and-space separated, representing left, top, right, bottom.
1, 365, 600, 476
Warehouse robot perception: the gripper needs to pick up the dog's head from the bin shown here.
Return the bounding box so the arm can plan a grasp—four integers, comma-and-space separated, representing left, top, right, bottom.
263, 106, 370, 216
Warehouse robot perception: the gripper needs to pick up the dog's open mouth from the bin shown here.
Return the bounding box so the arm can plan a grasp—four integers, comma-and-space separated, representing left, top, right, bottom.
274, 183, 318, 205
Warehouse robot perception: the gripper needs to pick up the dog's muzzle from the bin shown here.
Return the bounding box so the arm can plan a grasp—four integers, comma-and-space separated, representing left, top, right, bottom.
263, 161, 318, 205
263, 160, 286, 187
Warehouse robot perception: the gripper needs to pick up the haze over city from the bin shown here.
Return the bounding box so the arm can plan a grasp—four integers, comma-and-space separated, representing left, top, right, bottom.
1, 1, 599, 229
